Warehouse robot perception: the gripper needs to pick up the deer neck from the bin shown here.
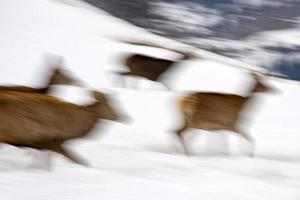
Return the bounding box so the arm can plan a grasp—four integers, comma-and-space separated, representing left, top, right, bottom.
245, 82, 259, 101
40, 74, 55, 93
85, 101, 101, 118
75, 104, 100, 137
180, 53, 190, 61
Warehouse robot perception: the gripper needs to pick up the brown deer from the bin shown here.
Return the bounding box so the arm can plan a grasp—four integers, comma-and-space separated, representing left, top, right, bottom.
174, 72, 276, 156
0, 67, 81, 94
0, 90, 126, 166
113, 40, 196, 89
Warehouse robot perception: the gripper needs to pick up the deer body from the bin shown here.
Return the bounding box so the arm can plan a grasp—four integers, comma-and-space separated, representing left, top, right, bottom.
0, 90, 121, 165
176, 73, 274, 155
180, 93, 246, 131
122, 54, 175, 81
115, 46, 194, 89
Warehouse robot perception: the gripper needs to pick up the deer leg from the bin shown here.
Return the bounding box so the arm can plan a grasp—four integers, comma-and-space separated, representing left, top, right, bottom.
236, 129, 254, 144
117, 75, 126, 88
48, 144, 88, 166
158, 79, 171, 91
122, 75, 130, 89
114, 73, 125, 88
235, 129, 255, 157
27, 149, 52, 170
128, 75, 140, 90
164, 84, 171, 91
120, 72, 138, 89
175, 123, 190, 155
115, 72, 130, 88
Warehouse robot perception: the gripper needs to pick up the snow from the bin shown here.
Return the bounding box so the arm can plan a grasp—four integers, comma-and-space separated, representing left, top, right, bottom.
0, 0, 300, 199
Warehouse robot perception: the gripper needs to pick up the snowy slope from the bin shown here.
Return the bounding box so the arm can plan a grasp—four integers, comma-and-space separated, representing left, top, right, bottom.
0, 0, 300, 199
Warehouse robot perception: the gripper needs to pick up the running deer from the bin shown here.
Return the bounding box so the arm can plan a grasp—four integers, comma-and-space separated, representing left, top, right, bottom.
113, 40, 196, 89
0, 90, 127, 167
0, 67, 80, 94
175, 72, 277, 156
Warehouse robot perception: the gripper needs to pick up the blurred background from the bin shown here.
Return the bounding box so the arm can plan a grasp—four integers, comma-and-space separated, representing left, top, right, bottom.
85, 0, 300, 80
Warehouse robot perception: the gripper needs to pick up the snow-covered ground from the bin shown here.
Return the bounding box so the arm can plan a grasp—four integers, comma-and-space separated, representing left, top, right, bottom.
0, 0, 300, 199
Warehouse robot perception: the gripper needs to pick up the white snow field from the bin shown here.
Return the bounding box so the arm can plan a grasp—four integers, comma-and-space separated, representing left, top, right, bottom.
0, 0, 300, 199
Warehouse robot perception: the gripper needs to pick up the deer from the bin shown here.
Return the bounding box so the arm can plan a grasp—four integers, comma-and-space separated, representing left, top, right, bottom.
0, 66, 81, 94
174, 72, 277, 156
0, 89, 127, 167
112, 39, 196, 89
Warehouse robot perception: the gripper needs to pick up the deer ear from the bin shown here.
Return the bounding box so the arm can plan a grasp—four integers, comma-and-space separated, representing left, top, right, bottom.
250, 70, 263, 80
250, 70, 258, 76
92, 90, 105, 101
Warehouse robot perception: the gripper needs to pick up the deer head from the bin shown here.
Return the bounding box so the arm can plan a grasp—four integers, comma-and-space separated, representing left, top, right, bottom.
92, 91, 129, 123
49, 68, 82, 86
250, 71, 279, 94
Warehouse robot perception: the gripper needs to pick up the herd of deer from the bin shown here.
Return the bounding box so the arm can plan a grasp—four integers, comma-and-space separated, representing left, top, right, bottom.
0, 41, 279, 168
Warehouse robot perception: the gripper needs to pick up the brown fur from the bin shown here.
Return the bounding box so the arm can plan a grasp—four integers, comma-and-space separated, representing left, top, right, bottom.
115, 51, 194, 89
0, 90, 120, 165
123, 54, 175, 80
0, 67, 79, 94
175, 72, 274, 155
